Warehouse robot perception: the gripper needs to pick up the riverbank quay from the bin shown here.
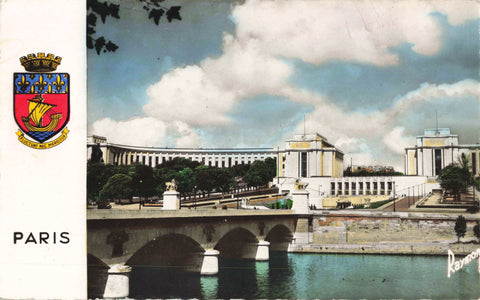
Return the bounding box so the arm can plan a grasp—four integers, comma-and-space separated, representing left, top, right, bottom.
290, 210, 480, 256
289, 241, 479, 256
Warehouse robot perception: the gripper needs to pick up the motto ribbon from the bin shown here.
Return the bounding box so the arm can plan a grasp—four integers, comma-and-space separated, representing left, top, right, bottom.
16, 128, 69, 149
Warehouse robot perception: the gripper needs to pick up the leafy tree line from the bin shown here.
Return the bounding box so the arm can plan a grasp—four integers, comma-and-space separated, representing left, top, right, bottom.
87, 157, 277, 204
343, 166, 404, 177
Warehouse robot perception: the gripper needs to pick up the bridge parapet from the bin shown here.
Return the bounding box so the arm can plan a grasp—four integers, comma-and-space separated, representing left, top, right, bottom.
87, 209, 294, 220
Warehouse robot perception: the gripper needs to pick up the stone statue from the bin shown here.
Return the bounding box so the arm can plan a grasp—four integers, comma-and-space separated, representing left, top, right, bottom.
165, 179, 177, 191
295, 179, 308, 191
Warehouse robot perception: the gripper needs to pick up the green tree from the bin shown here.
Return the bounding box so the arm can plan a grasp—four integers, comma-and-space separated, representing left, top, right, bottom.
440, 165, 468, 201
87, 162, 106, 200
99, 174, 134, 201
194, 166, 216, 197
214, 168, 234, 194
454, 215, 467, 243
245, 160, 276, 188
128, 163, 156, 199
459, 153, 475, 186
89, 144, 104, 163
153, 167, 178, 196
264, 157, 277, 179
87, 162, 117, 200
178, 167, 195, 198
474, 222, 480, 243
230, 163, 251, 177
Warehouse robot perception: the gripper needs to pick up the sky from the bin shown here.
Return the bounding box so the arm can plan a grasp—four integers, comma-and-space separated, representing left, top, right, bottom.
88, 0, 480, 171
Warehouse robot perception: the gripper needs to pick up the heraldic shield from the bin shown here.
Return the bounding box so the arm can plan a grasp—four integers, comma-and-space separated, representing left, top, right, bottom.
14, 73, 70, 145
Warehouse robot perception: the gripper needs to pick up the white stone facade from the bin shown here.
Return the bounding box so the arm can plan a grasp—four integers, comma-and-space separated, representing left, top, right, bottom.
405, 128, 480, 177
279, 133, 343, 178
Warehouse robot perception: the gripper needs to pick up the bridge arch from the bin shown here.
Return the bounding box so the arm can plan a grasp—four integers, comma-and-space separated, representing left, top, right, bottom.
87, 253, 110, 299
126, 233, 205, 272
125, 234, 206, 299
265, 224, 294, 252
215, 227, 259, 259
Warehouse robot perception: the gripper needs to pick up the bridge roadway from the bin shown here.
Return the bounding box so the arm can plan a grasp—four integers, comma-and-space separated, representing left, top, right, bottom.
87, 209, 304, 298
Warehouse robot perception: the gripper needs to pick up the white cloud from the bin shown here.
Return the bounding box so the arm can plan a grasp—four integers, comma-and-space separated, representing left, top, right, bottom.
383, 127, 415, 155
232, 0, 478, 66
144, 65, 235, 126
431, 1, 480, 25
170, 121, 201, 148
143, 34, 293, 128
390, 79, 480, 118
202, 33, 292, 98
90, 117, 168, 146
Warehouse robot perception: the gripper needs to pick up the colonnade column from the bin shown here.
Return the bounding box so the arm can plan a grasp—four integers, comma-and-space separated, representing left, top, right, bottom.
201, 249, 220, 275
255, 240, 270, 261
103, 264, 132, 299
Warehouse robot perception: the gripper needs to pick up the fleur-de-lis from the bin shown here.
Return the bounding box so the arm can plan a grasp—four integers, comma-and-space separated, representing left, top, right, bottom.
16, 75, 31, 93
30, 84, 35, 94
52, 75, 65, 92
34, 75, 47, 93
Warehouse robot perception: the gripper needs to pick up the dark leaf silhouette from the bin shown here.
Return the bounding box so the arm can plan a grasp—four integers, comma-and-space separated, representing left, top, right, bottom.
150, 0, 162, 7
87, 26, 96, 35
87, 13, 97, 26
105, 41, 119, 52
87, 0, 181, 54
95, 36, 106, 55
166, 6, 181, 22
149, 8, 165, 25
87, 35, 94, 49
108, 3, 120, 19
95, 2, 109, 23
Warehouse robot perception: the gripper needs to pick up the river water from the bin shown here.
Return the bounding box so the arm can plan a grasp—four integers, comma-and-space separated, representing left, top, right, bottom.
129, 252, 479, 299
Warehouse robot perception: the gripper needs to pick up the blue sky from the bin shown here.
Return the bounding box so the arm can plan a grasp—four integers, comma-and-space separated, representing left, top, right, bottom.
88, 0, 480, 171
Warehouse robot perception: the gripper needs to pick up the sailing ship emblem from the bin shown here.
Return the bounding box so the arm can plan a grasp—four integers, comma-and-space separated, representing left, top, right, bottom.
14, 53, 70, 149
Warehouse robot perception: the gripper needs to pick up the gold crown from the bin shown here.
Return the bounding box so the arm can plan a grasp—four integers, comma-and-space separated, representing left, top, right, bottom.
20, 53, 62, 72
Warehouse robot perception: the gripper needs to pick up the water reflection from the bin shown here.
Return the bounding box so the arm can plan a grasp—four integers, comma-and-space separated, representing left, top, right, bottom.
124, 253, 479, 299
130, 267, 202, 299
200, 275, 218, 299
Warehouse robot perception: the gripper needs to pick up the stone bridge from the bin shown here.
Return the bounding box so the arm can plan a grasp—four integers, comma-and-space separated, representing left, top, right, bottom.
87, 209, 305, 298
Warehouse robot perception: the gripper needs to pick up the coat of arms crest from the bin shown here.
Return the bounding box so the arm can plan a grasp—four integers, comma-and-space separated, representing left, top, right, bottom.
14, 53, 69, 149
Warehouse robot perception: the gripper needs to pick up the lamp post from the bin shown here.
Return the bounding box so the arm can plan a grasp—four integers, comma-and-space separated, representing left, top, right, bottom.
194, 185, 197, 210
408, 186, 410, 207
139, 179, 143, 210
393, 184, 396, 212
417, 184, 420, 203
